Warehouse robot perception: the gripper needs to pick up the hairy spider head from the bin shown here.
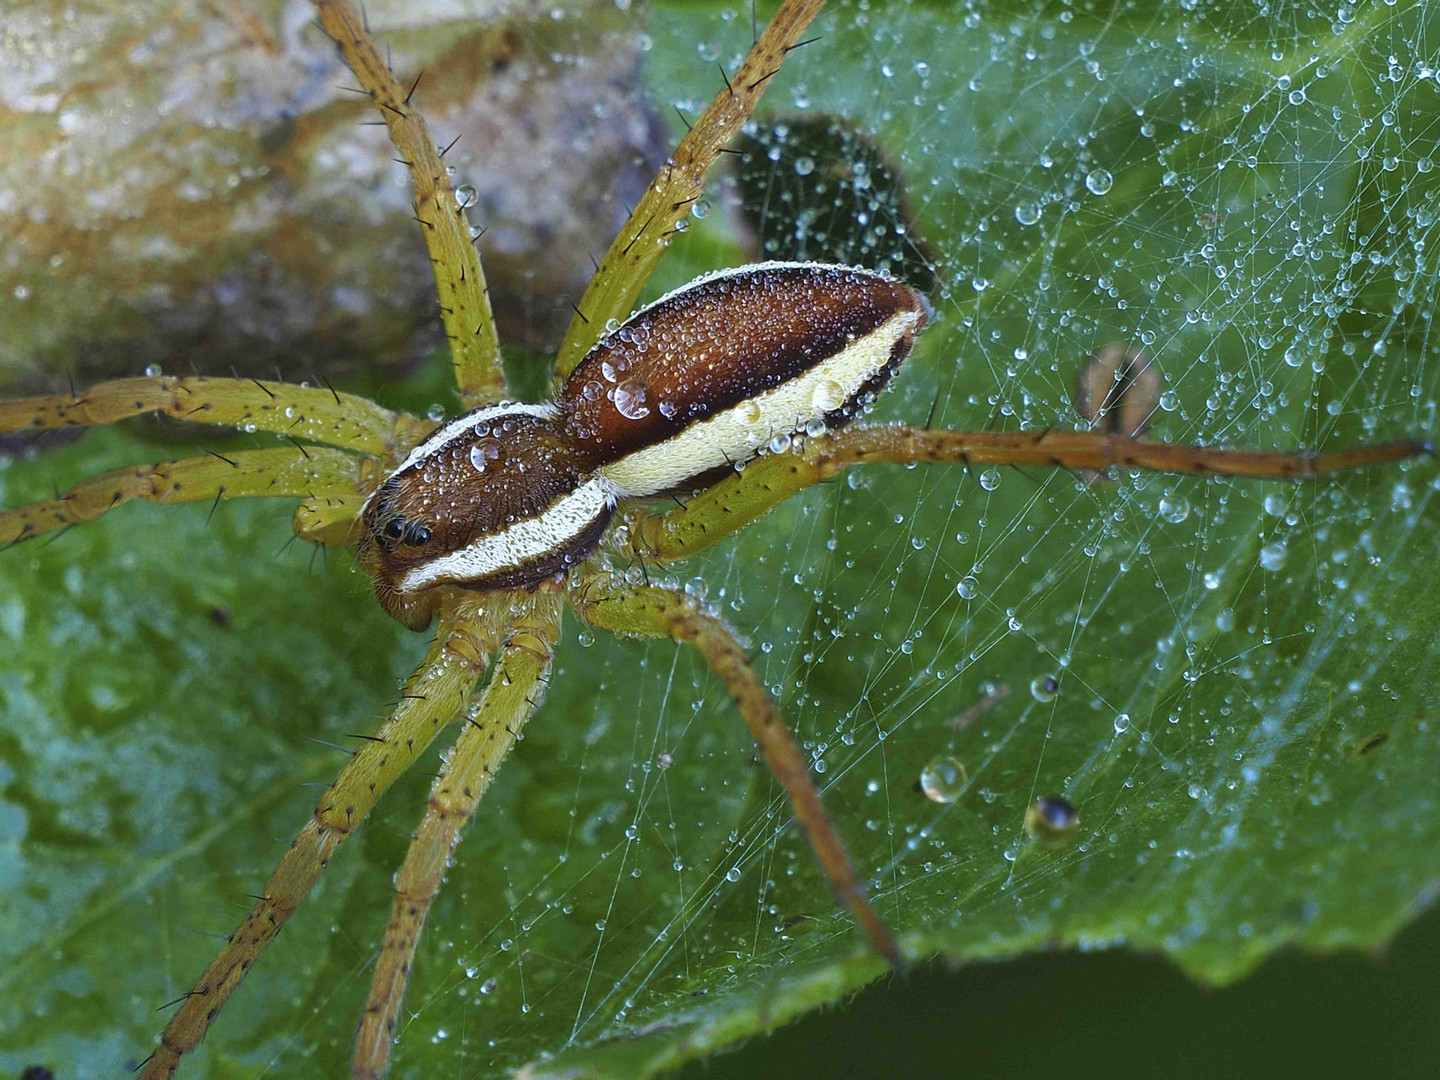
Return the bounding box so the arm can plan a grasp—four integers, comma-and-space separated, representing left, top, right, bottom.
357, 403, 613, 629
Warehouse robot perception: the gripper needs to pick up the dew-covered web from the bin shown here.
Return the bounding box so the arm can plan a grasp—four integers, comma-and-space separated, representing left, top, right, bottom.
343, 2, 1438, 1072
334, 0, 1440, 1077
7, 1, 1435, 1076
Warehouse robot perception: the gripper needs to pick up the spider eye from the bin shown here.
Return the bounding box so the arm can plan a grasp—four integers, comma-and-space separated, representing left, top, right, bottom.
404, 524, 432, 547
382, 519, 405, 541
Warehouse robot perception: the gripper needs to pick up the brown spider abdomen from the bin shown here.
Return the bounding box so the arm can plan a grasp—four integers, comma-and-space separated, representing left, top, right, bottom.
561, 262, 927, 472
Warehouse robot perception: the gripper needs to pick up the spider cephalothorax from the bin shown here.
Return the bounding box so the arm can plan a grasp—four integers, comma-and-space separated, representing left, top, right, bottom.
360, 262, 926, 628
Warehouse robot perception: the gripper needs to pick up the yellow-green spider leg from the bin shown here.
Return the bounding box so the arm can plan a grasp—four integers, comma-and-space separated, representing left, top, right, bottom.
0, 446, 362, 547
294, 492, 369, 548
140, 590, 520, 1080
621, 425, 1435, 565
568, 575, 903, 969
353, 596, 562, 1080
553, 0, 829, 378
0, 375, 402, 455
313, 0, 505, 407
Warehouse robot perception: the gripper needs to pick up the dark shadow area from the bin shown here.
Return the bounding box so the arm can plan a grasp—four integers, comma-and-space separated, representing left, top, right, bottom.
687, 899, 1440, 1080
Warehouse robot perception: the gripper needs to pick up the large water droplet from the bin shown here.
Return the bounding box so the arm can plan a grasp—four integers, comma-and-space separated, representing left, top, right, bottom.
455, 183, 478, 210
613, 380, 651, 420
1014, 201, 1042, 226
1085, 168, 1113, 195
1024, 795, 1079, 849
1030, 676, 1058, 703
1259, 541, 1288, 572
1158, 496, 1191, 524
919, 756, 968, 803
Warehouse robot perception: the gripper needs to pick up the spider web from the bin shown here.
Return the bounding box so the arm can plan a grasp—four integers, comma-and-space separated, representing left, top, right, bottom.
382, 2, 1438, 1074
1, 1, 1437, 1078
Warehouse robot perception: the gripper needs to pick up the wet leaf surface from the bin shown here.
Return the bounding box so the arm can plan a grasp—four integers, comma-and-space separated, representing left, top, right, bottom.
2, 2, 1438, 1078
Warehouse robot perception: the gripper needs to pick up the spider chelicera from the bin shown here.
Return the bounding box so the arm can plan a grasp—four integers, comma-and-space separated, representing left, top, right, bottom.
0, 0, 1430, 1077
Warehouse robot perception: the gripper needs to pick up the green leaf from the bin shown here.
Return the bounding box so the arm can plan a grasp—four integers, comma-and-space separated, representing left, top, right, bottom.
2, 2, 1438, 1079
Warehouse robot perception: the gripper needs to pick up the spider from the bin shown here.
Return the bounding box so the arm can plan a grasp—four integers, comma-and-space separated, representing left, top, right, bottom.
1, 0, 1432, 1076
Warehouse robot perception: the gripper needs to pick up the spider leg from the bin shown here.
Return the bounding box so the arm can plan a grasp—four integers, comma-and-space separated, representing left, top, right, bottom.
0, 375, 400, 454
622, 424, 1434, 564
568, 575, 903, 970
553, 0, 828, 378
353, 597, 562, 1080
0, 446, 361, 546
294, 492, 368, 548
139, 590, 512, 1080
313, 0, 504, 406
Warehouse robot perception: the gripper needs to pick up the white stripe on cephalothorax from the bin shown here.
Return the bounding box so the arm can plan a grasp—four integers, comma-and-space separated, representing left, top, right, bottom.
396, 402, 558, 476
398, 475, 617, 592
599, 308, 922, 497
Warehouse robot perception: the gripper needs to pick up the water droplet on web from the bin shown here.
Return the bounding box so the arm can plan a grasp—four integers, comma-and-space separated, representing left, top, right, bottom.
1259, 541, 1288, 572
919, 756, 967, 803
978, 468, 1001, 491
613, 380, 651, 420
1015, 201, 1042, 226
426, 403, 446, 422
1158, 496, 1191, 524
1085, 168, 1113, 195
1030, 676, 1058, 703
144, 363, 163, 378
1024, 795, 1079, 849
956, 576, 978, 599
1113, 712, 1131, 734
725, 867, 741, 883
794, 156, 815, 176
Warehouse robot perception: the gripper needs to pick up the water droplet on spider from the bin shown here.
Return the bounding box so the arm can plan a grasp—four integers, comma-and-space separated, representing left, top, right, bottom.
1030, 675, 1058, 703
768, 432, 792, 454
144, 363, 163, 378
1024, 795, 1079, 849
811, 378, 847, 412
455, 183, 479, 210
1085, 167, 1113, 195
955, 576, 978, 600
1259, 540, 1288, 572
1014, 201, 1042, 226
469, 441, 500, 472
1158, 496, 1191, 524
978, 468, 1001, 491
613, 380, 651, 420
919, 755, 968, 803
